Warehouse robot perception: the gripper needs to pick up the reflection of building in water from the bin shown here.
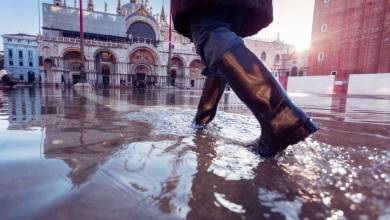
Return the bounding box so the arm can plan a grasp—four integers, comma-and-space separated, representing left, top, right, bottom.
37, 0, 304, 88
7, 88, 41, 129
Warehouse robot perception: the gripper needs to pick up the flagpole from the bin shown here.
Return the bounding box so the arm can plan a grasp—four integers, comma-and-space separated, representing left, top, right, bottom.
38, 0, 41, 35
166, 0, 172, 80
79, 0, 86, 83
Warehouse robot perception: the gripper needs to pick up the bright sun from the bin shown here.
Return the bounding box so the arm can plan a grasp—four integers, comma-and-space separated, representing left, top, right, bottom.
292, 38, 310, 52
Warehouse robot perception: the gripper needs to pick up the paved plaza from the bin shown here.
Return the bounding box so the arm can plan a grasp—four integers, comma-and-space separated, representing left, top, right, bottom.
0, 87, 389, 219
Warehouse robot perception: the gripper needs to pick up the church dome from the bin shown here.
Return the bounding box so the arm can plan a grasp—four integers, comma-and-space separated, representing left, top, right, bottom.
121, 2, 141, 16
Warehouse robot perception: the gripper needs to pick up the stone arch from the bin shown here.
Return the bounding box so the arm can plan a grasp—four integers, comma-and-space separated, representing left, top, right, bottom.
62, 50, 85, 72
95, 50, 117, 73
43, 58, 54, 83
129, 47, 158, 66
168, 56, 186, 87
128, 47, 159, 86
189, 59, 204, 79
94, 50, 117, 87
189, 59, 205, 88
126, 16, 162, 41
170, 56, 185, 77
127, 21, 157, 42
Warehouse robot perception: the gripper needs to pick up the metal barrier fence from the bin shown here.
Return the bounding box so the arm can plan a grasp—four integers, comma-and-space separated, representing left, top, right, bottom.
49, 71, 206, 90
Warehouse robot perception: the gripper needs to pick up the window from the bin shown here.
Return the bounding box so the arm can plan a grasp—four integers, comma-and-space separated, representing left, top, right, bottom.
28, 50, 33, 59
9, 61, 13, 66
8, 49, 13, 58
261, 52, 267, 61
29, 62, 33, 67
321, 24, 328, 32
20, 61, 24, 66
19, 75, 24, 81
274, 54, 280, 64
330, 71, 337, 76
19, 50, 23, 59
318, 52, 324, 61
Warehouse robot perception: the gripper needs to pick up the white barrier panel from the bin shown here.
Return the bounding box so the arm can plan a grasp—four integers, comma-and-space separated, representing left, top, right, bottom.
348, 73, 390, 96
287, 75, 335, 94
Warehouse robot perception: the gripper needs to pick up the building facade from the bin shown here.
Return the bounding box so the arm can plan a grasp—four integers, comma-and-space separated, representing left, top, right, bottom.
308, 0, 390, 92
0, 51, 4, 70
39, 0, 204, 88
38, 0, 304, 89
2, 34, 40, 83
244, 37, 296, 77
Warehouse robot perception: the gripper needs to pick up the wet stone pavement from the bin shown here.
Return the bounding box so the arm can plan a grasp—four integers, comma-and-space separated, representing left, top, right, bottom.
0, 87, 389, 220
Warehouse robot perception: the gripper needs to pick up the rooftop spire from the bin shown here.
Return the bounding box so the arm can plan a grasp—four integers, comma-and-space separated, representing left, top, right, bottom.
160, 0, 166, 22
117, 0, 122, 15
87, 0, 94, 11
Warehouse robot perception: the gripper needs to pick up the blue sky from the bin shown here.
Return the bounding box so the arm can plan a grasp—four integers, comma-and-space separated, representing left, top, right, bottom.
0, 0, 315, 50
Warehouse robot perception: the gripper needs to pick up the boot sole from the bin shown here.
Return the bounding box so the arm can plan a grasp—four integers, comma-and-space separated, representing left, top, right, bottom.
258, 119, 319, 158
284, 119, 319, 150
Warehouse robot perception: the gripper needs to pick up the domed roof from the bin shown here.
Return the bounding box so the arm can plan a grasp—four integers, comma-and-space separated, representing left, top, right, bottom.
121, 2, 141, 16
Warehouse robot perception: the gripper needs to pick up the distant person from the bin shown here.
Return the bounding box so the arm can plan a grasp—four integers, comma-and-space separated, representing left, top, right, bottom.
172, 0, 318, 157
0, 70, 17, 88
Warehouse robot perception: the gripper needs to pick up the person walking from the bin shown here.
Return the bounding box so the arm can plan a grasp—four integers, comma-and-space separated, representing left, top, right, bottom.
172, 0, 318, 157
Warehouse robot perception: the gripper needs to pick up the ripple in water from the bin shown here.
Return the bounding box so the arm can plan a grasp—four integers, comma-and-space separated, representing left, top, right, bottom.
127, 107, 390, 219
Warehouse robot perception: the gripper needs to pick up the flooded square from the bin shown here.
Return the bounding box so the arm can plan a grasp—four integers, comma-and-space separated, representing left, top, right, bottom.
0, 87, 389, 220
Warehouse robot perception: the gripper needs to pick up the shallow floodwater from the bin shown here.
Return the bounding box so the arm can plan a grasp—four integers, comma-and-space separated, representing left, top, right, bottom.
0, 87, 389, 220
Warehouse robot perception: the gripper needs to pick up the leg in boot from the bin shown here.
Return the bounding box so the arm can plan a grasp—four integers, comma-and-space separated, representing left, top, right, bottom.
193, 75, 226, 128
216, 44, 318, 157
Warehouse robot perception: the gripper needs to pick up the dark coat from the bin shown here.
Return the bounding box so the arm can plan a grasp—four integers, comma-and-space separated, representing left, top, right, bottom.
172, 0, 273, 39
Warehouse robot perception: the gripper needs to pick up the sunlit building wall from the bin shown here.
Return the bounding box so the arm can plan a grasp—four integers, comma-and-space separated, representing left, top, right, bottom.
308, 0, 390, 92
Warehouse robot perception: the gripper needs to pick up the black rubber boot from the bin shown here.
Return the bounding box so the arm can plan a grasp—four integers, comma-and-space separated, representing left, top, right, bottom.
216, 44, 318, 157
193, 75, 226, 128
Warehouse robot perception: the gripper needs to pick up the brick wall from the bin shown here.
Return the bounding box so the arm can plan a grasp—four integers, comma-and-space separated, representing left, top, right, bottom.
308, 0, 390, 84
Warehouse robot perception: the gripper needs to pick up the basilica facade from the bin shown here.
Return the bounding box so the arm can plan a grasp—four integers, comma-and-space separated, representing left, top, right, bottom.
38, 0, 299, 89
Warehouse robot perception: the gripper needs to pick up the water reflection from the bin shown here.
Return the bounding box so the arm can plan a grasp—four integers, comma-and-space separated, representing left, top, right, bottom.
0, 87, 389, 220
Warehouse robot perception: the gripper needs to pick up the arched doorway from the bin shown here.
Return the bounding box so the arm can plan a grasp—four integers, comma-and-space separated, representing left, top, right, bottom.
129, 48, 157, 87
291, 66, 298, 76
170, 57, 184, 87
43, 59, 53, 84
95, 50, 116, 87
63, 50, 84, 84
189, 60, 204, 88
134, 65, 149, 88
